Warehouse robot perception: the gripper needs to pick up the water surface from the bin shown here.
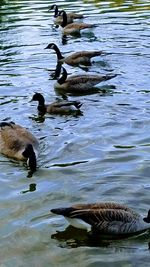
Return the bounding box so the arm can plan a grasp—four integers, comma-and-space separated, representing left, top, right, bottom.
0, 0, 150, 266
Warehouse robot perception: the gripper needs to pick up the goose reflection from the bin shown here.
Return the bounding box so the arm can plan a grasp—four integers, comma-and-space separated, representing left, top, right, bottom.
48, 62, 62, 80
51, 225, 110, 248
51, 226, 150, 251
21, 183, 36, 194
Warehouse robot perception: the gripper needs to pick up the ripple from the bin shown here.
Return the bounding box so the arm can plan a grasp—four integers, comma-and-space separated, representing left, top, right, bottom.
0, 0, 150, 266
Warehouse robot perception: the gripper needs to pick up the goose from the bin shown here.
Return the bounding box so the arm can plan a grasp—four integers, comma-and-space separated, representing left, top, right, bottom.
0, 121, 39, 174
31, 92, 82, 115
51, 202, 150, 238
45, 43, 103, 66
49, 4, 74, 25
59, 10, 94, 35
54, 67, 117, 94
49, 4, 83, 25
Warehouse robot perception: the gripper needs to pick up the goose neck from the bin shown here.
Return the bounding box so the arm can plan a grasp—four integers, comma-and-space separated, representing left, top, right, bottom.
57, 68, 67, 85
22, 144, 37, 173
37, 95, 46, 113
28, 150, 37, 173
53, 45, 64, 60
61, 11, 67, 28
54, 5, 59, 17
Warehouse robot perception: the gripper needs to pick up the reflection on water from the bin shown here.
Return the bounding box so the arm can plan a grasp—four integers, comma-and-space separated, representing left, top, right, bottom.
21, 183, 36, 194
0, 0, 150, 266
51, 225, 150, 251
51, 225, 111, 248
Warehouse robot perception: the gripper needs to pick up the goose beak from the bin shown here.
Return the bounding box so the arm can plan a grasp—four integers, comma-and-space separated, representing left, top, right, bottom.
44, 45, 49, 49
29, 97, 33, 102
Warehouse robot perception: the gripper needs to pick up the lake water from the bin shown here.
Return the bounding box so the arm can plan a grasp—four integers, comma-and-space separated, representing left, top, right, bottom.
0, 0, 150, 266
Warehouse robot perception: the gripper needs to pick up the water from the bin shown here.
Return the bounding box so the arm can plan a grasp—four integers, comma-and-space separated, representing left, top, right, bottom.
0, 0, 150, 266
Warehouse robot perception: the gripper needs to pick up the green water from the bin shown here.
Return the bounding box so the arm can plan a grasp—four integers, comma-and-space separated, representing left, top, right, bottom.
0, 0, 150, 266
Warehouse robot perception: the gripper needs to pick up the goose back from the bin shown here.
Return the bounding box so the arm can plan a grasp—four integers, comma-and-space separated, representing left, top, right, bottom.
31, 93, 82, 115
54, 67, 117, 93
45, 43, 103, 66
49, 4, 83, 19
62, 51, 103, 66
49, 5, 83, 25
51, 202, 150, 237
0, 122, 39, 160
60, 11, 93, 35
62, 22, 94, 35
46, 101, 82, 115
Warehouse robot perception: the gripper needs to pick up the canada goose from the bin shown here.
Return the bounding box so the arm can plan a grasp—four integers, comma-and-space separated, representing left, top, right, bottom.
49, 4, 74, 25
0, 121, 39, 174
31, 92, 82, 115
54, 67, 117, 94
49, 4, 83, 24
51, 202, 150, 238
59, 10, 94, 35
45, 43, 103, 66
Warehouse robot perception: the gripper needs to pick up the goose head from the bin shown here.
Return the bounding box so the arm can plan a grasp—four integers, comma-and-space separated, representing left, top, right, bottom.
31, 93, 47, 113
45, 43, 64, 61
22, 144, 37, 173
49, 4, 59, 17
31, 92, 45, 105
45, 43, 56, 50
143, 210, 150, 223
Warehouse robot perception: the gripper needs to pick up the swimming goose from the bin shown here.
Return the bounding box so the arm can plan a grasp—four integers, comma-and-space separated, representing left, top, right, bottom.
0, 121, 39, 174
59, 10, 94, 35
54, 67, 117, 94
49, 4, 74, 25
31, 92, 82, 115
45, 43, 103, 66
49, 4, 83, 24
51, 202, 150, 238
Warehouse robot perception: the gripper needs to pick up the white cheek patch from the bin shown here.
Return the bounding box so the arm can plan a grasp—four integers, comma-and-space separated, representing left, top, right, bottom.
27, 158, 29, 166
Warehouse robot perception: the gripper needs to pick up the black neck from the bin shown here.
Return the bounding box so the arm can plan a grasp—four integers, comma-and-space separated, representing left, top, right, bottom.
38, 105, 46, 113
57, 67, 67, 85
60, 11, 67, 28
52, 4, 59, 17
143, 210, 150, 223
22, 144, 37, 173
37, 96, 46, 113
28, 151, 37, 173
53, 62, 62, 79
34, 95, 46, 113
53, 44, 64, 60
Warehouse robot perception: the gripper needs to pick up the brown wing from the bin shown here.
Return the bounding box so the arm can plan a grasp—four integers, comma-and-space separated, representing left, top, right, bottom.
0, 125, 23, 152
66, 75, 111, 86
1, 123, 38, 148
66, 51, 102, 60
65, 23, 93, 30
67, 73, 117, 84
12, 124, 38, 146
69, 208, 136, 228
46, 101, 82, 114
74, 202, 130, 211
49, 101, 77, 108
69, 12, 83, 19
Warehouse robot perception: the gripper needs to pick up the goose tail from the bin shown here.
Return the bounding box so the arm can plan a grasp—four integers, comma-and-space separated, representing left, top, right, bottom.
92, 51, 103, 57
104, 73, 118, 81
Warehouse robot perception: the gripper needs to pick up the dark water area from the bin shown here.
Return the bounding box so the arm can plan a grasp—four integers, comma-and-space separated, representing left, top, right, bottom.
0, 0, 150, 266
